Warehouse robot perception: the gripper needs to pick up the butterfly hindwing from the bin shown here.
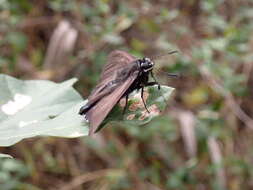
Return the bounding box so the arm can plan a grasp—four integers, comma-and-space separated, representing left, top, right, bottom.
86, 72, 138, 135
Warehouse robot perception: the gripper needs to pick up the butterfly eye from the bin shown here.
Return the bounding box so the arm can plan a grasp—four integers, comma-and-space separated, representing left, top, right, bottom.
144, 58, 151, 62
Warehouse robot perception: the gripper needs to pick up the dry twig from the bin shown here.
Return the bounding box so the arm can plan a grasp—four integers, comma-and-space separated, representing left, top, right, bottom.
208, 137, 226, 188
57, 169, 121, 190
200, 66, 253, 129
176, 109, 197, 158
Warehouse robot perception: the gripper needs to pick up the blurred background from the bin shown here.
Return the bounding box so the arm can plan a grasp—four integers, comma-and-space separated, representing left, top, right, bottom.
0, 0, 253, 189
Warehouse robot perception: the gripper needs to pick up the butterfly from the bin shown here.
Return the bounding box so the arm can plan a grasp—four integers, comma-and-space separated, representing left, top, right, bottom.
79, 50, 176, 135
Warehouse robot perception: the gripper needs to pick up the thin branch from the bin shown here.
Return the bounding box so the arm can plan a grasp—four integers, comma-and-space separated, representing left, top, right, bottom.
200, 66, 253, 129
57, 169, 121, 190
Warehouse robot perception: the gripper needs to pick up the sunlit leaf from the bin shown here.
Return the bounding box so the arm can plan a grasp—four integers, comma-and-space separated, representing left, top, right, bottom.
0, 74, 86, 146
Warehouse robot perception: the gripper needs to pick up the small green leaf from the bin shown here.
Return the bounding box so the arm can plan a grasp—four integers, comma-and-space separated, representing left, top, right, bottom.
97, 85, 175, 132
6, 32, 27, 52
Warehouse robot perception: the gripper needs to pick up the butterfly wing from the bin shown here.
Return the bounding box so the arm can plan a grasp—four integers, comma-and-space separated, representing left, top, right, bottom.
86, 72, 139, 135
87, 50, 137, 106
83, 50, 140, 135
99, 50, 136, 83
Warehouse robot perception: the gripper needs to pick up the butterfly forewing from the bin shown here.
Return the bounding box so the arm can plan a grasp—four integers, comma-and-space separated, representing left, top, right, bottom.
87, 50, 136, 104
100, 50, 136, 82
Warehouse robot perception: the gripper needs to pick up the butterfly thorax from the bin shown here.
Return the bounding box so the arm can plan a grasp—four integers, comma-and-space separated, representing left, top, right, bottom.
122, 58, 153, 96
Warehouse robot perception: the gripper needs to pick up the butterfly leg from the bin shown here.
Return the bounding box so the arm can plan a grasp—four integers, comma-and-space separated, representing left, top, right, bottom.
151, 71, 161, 90
141, 87, 150, 113
122, 94, 129, 114
146, 82, 160, 87
146, 82, 168, 108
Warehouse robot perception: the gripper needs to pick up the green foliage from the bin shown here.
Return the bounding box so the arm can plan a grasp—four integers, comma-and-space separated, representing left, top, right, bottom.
0, 158, 36, 190
6, 32, 27, 53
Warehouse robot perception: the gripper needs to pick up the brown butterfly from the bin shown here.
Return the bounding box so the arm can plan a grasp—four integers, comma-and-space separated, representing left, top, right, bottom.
79, 50, 176, 135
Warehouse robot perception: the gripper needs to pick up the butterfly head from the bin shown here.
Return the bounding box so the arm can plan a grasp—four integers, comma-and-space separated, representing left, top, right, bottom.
138, 57, 154, 72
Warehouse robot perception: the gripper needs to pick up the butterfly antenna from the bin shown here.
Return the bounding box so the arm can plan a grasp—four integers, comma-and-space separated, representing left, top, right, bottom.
167, 72, 180, 78
153, 69, 180, 78
150, 50, 178, 60
149, 50, 178, 110
168, 50, 178, 54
